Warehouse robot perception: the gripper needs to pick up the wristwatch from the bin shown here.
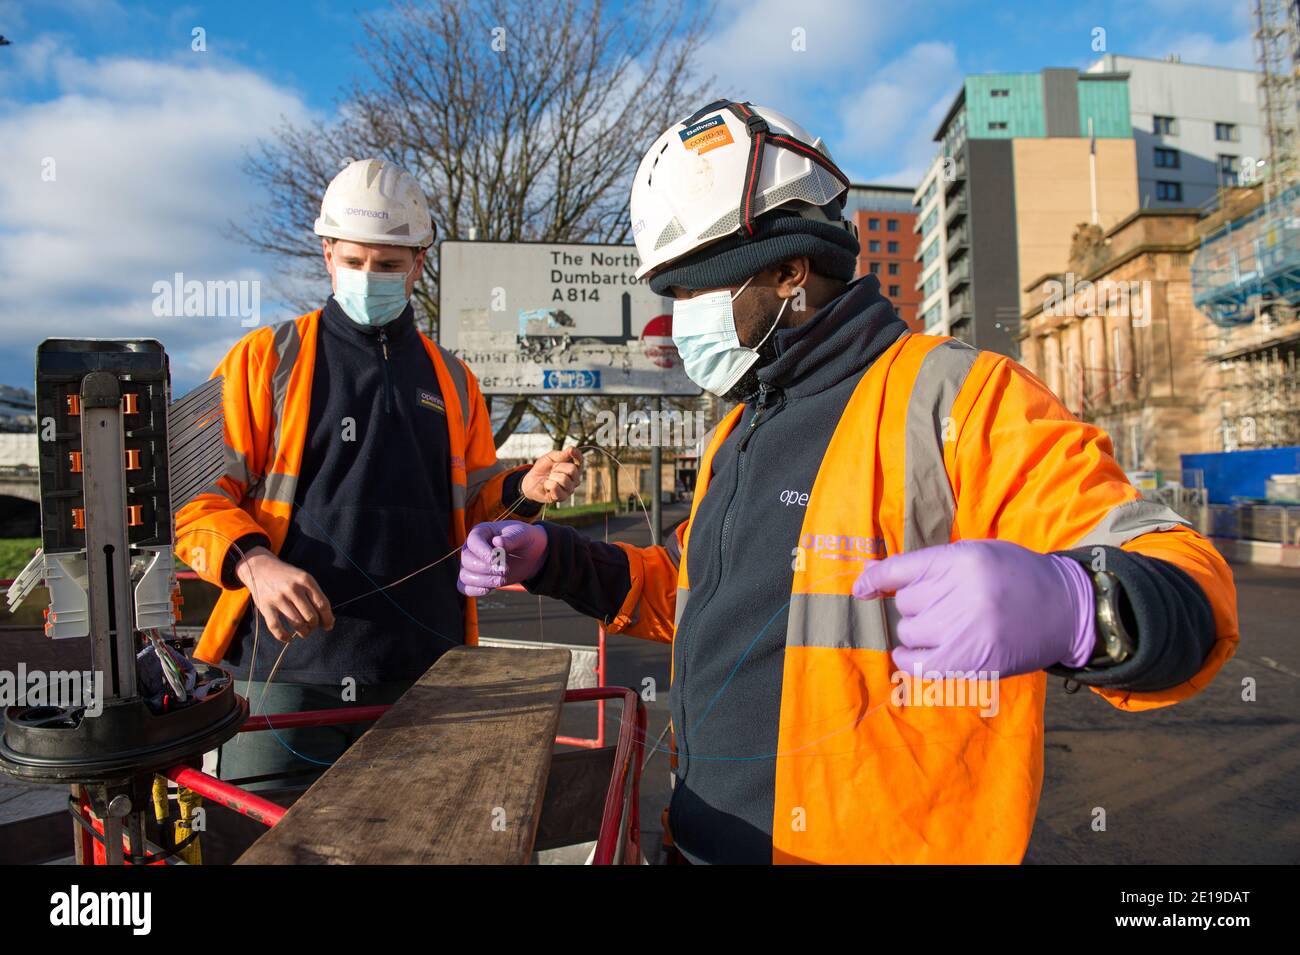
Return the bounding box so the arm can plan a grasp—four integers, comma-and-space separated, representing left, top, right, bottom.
1087, 569, 1136, 667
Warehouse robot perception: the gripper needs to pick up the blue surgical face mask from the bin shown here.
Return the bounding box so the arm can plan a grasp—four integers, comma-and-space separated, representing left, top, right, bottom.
671, 275, 788, 397
333, 262, 416, 327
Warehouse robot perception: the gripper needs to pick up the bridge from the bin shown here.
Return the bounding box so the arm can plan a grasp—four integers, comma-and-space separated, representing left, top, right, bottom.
0, 455, 40, 537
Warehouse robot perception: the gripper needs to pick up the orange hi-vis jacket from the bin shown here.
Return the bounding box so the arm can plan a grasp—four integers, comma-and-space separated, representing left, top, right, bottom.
175, 310, 531, 665
603, 333, 1238, 864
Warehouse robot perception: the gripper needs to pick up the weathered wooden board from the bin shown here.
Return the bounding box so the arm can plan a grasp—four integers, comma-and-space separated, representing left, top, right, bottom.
237, 645, 570, 865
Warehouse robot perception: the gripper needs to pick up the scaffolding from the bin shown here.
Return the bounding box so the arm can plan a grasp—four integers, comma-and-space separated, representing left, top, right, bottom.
1211, 336, 1300, 449
1185, 7, 1300, 450
1255, 0, 1300, 189
1191, 185, 1300, 326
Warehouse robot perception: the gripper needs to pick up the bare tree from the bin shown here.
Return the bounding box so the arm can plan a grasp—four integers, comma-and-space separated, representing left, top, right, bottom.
236, 0, 713, 446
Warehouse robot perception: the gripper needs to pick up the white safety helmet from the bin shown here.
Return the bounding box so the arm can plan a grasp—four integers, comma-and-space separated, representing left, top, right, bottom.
314, 158, 435, 248
630, 100, 852, 279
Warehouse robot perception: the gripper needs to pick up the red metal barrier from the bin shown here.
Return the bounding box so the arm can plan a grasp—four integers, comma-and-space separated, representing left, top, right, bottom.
163, 765, 287, 827
566, 687, 646, 865
239, 705, 392, 732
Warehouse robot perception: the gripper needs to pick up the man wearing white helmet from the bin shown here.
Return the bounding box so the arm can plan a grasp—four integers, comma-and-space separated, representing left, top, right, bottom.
460, 102, 1237, 864
176, 158, 583, 788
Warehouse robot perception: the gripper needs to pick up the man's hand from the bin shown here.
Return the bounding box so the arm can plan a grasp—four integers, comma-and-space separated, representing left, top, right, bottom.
458, 521, 548, 596
851, 539, 1096, 677
520, 448, 584, 504
233, 546, 335, 642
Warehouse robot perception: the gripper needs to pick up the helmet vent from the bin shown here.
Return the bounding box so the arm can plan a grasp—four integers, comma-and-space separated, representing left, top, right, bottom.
655, 217, 685, 250
696, 165, 843, 241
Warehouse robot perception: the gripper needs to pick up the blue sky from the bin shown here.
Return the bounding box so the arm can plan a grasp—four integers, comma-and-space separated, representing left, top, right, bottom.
0, 0, 1255, 390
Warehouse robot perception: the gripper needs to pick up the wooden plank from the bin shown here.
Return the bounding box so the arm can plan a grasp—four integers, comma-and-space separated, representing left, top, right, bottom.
237, 645, 570, 865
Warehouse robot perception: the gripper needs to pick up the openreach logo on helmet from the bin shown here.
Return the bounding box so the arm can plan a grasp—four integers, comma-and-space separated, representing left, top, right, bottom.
151, 273, 260, 328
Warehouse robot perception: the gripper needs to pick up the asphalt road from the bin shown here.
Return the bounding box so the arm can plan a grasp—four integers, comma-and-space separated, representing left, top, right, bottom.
478, 506, 1300, 864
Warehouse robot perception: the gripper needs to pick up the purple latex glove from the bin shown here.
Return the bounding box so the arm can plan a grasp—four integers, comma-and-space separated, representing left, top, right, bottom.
851, 539, 1097, 677
457, 520, 548, 597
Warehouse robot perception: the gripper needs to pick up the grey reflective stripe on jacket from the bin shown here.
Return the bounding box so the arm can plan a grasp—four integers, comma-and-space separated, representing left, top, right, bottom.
673, 587, 690, 628
667, 420, 729, 630
200, 321, 304, 508
436, 343, 472, 431
197, 443, 250, 503
787, 593, 901, 650
244, 320, 304, 508
902, 339, 978, 552
788, 340, 979, 652
1071, 497, 1190, 549
437, 343, 492, 511
467, 461, 509, 507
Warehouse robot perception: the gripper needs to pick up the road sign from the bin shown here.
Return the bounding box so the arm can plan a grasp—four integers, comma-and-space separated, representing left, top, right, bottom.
437, 241, 700, 396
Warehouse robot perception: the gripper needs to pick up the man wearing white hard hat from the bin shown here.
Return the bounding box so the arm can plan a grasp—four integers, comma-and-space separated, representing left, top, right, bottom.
176, 158, 583, 788
459, 102, 1237, 863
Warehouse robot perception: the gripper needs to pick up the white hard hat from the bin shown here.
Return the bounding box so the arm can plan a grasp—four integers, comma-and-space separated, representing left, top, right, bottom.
314, 158, 435, 248
630, 100, 851, 280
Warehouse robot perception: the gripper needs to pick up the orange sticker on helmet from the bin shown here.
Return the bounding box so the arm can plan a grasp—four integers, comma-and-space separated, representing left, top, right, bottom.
679, 115, 734, 155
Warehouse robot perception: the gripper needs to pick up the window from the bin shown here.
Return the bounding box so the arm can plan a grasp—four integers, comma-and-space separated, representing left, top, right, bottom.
920, 238, 940, 268
1215, 122, 1239, 142
1218, 154, 1240, 186
990, 88, 1010, 98
1156, 180, 1183, 201
1153, 115, 1177, 135
1154, 147, 1180, 169
887, 219, 899, 232
887, 241, 899, 253
868, 217, 880, 231
868, 239, 880, 252
888, 262, 900, 275
988, 121, 1008, 131
869, 262, 881, 274
889, 285, 901, 297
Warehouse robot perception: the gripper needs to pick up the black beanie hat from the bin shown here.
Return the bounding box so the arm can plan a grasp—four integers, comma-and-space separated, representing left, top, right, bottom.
646, 209, 861, 296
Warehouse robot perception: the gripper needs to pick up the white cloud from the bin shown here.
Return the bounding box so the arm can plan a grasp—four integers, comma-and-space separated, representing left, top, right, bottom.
689, 2, 950, 187
1154, 32, 1255, 70
836, 41, 960, 183
0, 39, 319, 390
697, 0, 902, 106
1118, 0, 1255, 70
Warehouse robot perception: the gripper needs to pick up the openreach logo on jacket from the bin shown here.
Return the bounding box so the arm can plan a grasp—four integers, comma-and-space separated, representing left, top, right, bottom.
800, 531, 887, 560
50, 886, 151, 935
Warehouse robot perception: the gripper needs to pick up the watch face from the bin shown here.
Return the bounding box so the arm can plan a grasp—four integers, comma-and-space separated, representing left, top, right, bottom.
1090, 570, 1134, 666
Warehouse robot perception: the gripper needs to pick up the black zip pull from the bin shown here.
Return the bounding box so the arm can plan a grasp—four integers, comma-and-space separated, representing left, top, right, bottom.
379, 328, 393, 414
738, 383, 772, 450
